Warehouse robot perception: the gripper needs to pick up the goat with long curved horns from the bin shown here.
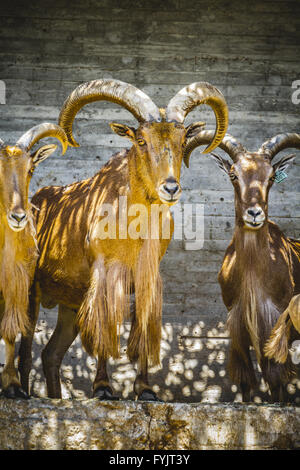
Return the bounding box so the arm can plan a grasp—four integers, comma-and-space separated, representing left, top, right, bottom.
19, 79, 228, 400
185, 130, 300, 402
0, 123, 68, 398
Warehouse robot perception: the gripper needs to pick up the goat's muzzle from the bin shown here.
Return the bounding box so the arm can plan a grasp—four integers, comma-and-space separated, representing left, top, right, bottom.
7, 210, 28, 231
242, 205, 265, 230
158, 177, 182, 205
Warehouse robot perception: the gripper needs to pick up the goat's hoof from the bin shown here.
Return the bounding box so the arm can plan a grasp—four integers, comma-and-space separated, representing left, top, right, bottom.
1, 385, 30, 399
138, 389, 162, 402
93, 386, 119, 401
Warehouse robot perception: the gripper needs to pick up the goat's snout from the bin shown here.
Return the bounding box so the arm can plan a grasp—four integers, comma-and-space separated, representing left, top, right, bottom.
158, 177, 182, 204
163, 179, 180, 197
7, 210, 28, 231
243, 205, 265, 230
246, 208, 262, 218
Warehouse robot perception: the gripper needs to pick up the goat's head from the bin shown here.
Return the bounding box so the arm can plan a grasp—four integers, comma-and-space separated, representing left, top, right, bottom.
184, 130, 300, 230
0, 124, 68, 232
58, 79, 228, 205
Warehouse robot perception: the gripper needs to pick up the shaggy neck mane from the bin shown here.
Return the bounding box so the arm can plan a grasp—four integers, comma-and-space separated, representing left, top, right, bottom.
234, 225, 270, 278
231, 224, 277, 363
0, 206, 38, 341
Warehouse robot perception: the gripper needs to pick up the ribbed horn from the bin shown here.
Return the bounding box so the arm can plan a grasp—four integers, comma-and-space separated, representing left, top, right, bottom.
166, 82, 229, 154
183, 130, 245, 168
16, 123, 68, 154
258, 133, 300, 160
58, 79, 161, 147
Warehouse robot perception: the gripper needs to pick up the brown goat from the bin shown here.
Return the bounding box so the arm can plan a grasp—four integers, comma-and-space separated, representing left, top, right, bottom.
19, 79, 228, 400
0, 123, 67, 398
185, 130, 300, 402
264, 293, 300, 364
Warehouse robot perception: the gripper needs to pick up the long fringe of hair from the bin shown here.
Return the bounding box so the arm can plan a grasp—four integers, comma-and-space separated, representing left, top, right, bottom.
127, 238, 162, 368
264, 294, 300, 363
0, 259, 30, 341
77, 257, 131, 359
106, 260, 131, 356
77, 257, 107, 358
0, 211, 38, 342
231, 231, 265, 364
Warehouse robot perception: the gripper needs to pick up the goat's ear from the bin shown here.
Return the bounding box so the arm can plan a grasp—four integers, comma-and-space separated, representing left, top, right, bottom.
110, 122, 136, 141
185, 121, 206, 139
31, 144, 57, 167
272, 153, 296, 173
210, 152, 232, 174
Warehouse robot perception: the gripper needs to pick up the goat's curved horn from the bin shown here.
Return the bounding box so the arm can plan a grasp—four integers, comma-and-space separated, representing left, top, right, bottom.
183, 130, 245, 168
16, 123, 68, 154
166, 82, 229, 154
58, 79, 161, 147
258, 133, 300, 160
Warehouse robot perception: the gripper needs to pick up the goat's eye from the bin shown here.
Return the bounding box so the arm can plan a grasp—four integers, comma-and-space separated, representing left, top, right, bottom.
137, 138, 146, 146
28, 167, 34, 176
229, 172, 237, 181
269, 174, 276, 182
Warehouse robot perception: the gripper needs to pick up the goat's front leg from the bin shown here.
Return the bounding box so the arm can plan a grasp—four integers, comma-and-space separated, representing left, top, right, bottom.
128, 301, 162, 401
260, 356, 292, 403
93, 355, 119, 400
129, 244, 163, 401
18, 281, 41, 395
228, 344, 257, 402
260, 323, 295, 403
1, 337, 29, 398
134, 360, 161, 401
41, 304, 78, 398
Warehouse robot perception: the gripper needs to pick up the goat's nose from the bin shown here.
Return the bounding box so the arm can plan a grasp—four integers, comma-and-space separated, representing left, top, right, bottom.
247, 208, 262, 218
163, 179, 180, 197
10, 211, 27, 223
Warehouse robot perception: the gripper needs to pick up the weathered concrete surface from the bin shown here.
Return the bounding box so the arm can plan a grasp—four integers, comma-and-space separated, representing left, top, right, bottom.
0, 398, 299, 450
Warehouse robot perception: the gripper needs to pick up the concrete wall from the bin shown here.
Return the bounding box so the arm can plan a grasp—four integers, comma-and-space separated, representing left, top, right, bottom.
1, 398, 299, 450
0, 0, 299, 402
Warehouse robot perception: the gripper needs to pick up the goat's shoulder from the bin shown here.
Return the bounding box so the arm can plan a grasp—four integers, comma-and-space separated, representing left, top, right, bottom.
267, 219, 286, 238
218, 239, 236, 284
95, 149, 130, 200
32, 150, 130, 219
267, 219, 292, 252
31, 184, 63, 209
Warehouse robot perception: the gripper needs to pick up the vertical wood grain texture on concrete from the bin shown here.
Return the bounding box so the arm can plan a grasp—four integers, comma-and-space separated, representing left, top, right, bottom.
0, 0, 299, 402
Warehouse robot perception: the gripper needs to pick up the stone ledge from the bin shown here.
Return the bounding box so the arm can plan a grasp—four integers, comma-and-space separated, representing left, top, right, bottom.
0, 398, 299, 450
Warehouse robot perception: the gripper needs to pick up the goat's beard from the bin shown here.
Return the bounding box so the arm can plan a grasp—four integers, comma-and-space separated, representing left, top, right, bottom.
0, 208, 38, 341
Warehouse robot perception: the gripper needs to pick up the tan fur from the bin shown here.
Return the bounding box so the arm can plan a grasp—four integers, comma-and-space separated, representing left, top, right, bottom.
23, 123, 183, 399
289, 293, 300, 332
0, 208, 38, 342
0, 128, 67, 396
128, 238, 162, 368
106, 261, 131, 352
264, 294, 300, 363
77, 256, 107, 358
32, 125, 181, 364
